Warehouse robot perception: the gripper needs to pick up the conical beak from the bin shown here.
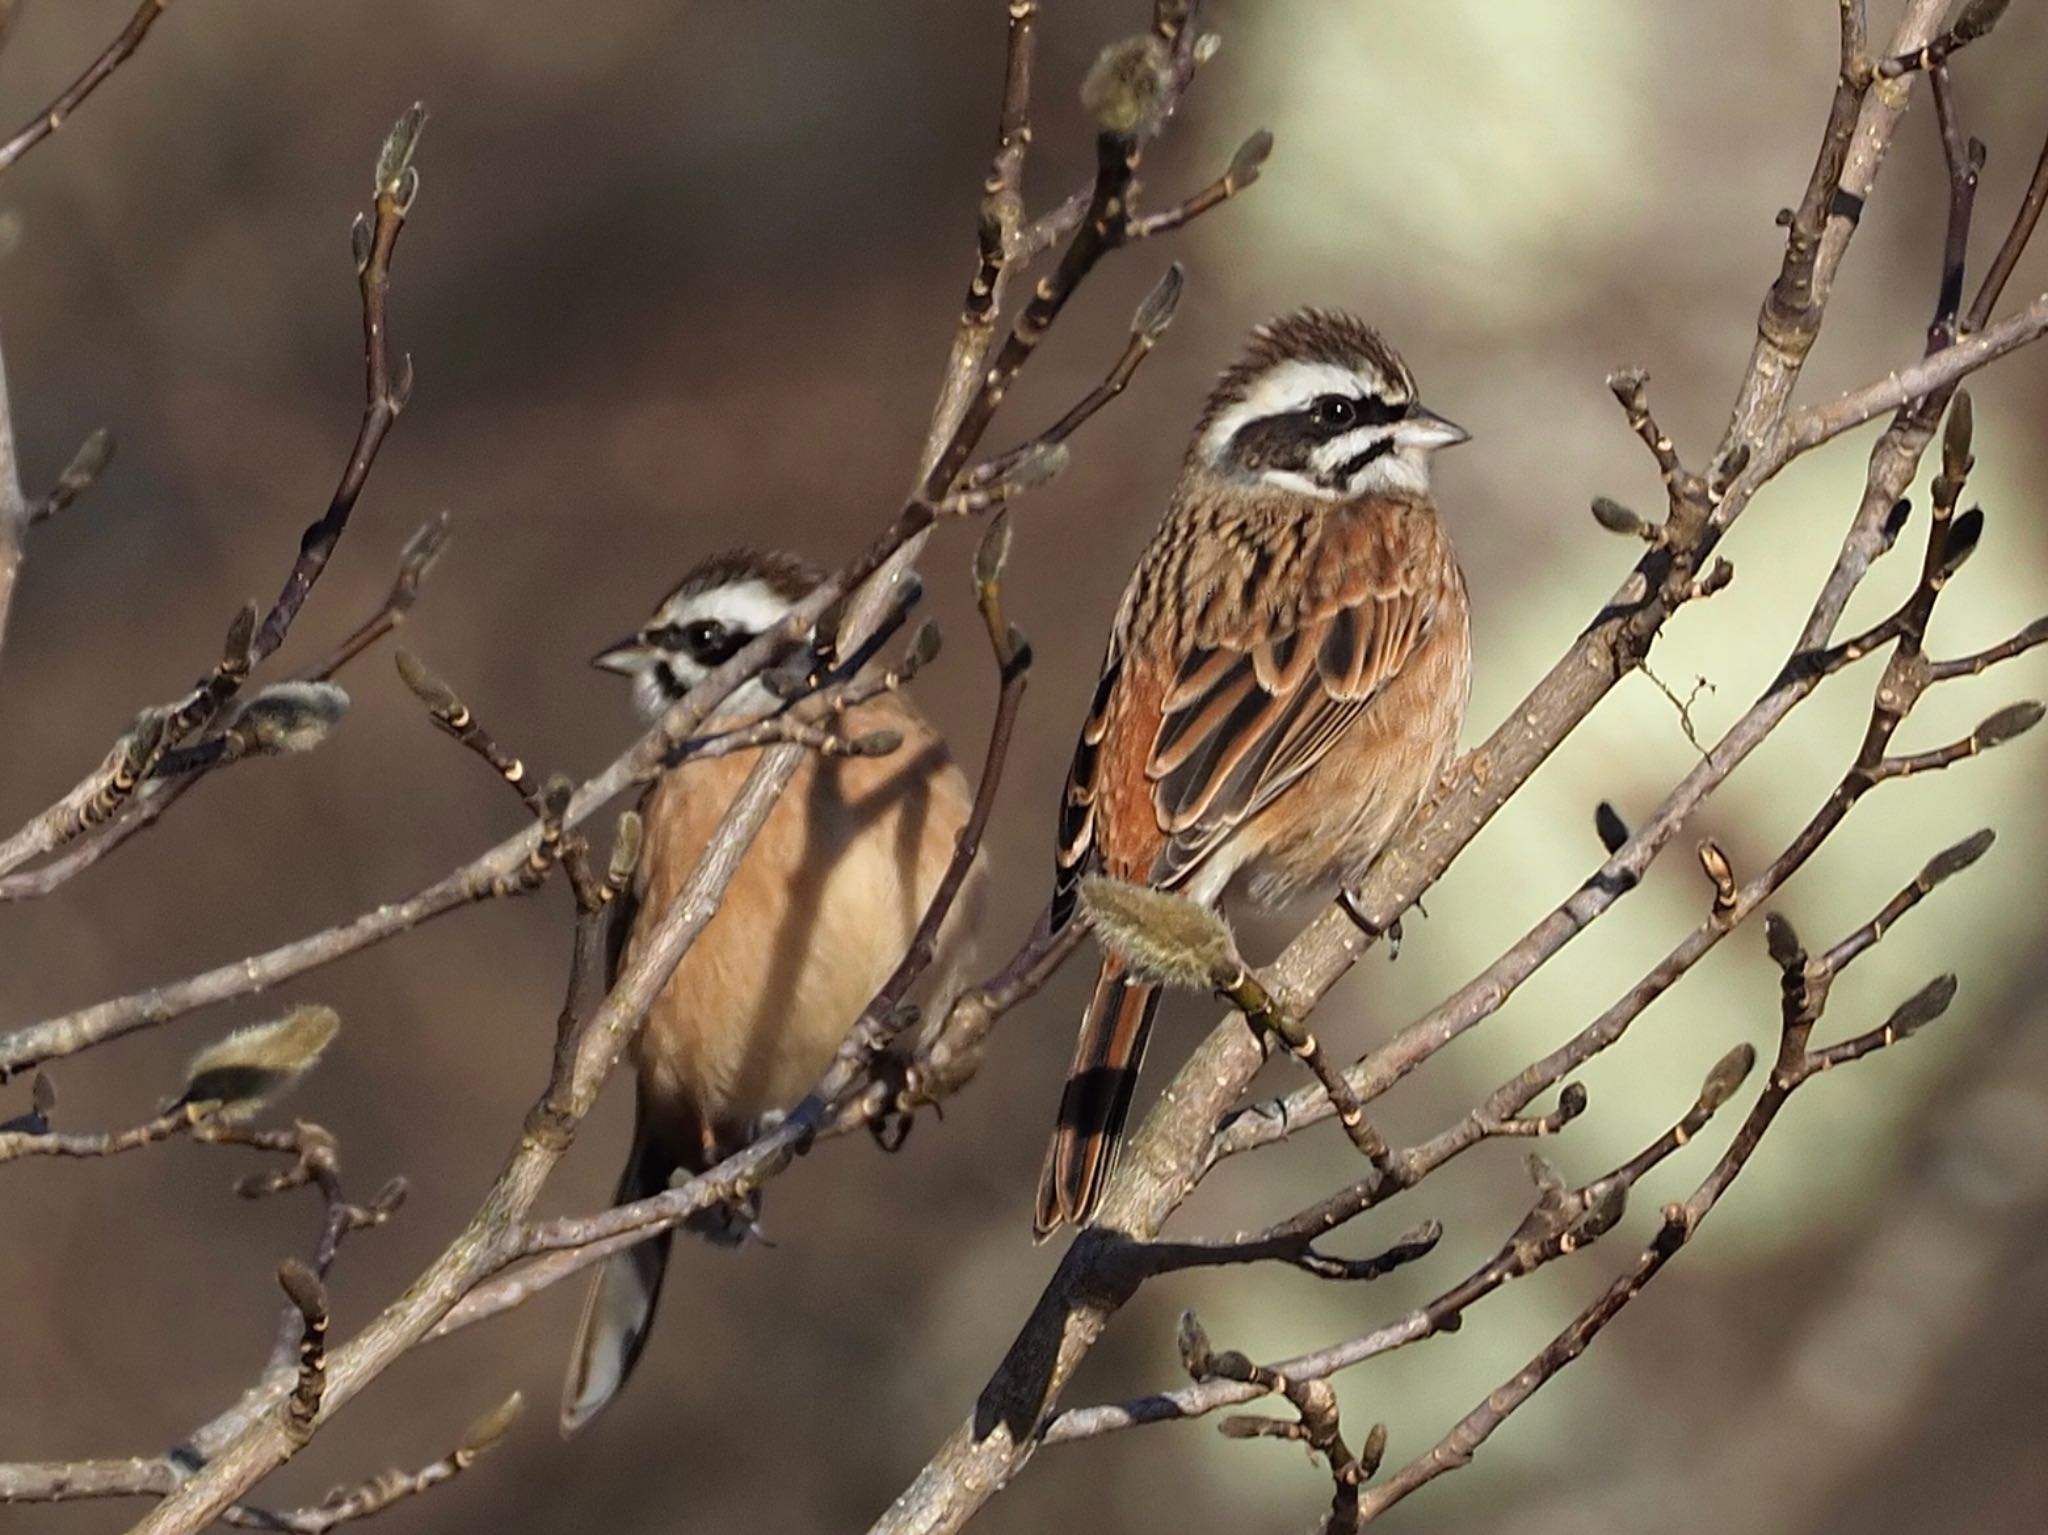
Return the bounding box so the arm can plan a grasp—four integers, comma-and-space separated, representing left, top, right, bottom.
1404, 405, 1472, 451
591, 637, 656, 675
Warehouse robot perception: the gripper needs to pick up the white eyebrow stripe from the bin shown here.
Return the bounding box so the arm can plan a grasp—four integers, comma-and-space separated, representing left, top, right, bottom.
653, 579, 793, 637
1198, 360, 1390, 464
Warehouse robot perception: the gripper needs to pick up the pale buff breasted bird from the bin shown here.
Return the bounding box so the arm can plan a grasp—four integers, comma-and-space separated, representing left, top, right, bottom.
564, 547, 978, 1432
1036, 309, 1473, 1236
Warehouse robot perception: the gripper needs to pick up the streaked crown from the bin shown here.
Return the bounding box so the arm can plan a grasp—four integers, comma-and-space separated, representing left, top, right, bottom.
1195, 308, 1469, 501
592, 547, 823, 722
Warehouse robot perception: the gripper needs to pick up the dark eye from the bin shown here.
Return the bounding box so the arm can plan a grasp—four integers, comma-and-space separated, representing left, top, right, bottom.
644, 619, 739, 664
1309, 395, 1358, 432
675, 619, 741, 663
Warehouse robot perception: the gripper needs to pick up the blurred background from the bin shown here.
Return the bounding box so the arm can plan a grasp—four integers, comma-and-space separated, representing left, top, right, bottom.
4, 2, 2047, 1530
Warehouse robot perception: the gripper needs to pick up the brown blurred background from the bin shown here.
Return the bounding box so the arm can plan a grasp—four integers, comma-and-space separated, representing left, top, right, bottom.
4, 2, 2047, 1531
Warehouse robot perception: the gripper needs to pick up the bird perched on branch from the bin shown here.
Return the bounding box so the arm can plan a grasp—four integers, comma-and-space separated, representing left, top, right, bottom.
1036, 309, 1473, 1235
563, 547, 979, 1433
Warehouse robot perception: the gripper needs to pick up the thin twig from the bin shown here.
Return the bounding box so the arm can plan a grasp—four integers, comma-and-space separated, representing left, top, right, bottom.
276, 1262, 329, 1443
0, 107, 426, 881
0, 337, 31, 676
220, 1393, 522, 1534
83, 13, 1221, 1520
871, 11, 2010, 1524
1220, 395, 2012, 1170
1966, 123, 2048, 331
0, 1105, 197, 1163
436, 920, 1078, 1338
1350, 877, 1972, 1521
0, 1, 1223, 1076
1780, 291, 2048, 458
0, 0, 177, 176
0, 517, 448, 902
1044, 1048, 1748, 1448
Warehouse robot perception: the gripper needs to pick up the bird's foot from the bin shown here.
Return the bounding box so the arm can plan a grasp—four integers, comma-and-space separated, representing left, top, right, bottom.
864, 1046, 945, 1153
679, 1179, 766, 1249
1337, 888, 1406, 959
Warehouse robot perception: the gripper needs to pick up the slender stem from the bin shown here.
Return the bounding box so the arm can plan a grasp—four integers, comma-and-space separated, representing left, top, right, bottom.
0, 0, 175, 177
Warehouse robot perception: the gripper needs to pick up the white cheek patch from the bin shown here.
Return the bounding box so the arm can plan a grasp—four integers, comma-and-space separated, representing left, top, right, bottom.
626, 578, 806, 726
629, 667, 680, 724
1199, 360, 1389, 465
1348, 449, 1431, 498
1306, 427, 1392, 478
627, 656, 788, 727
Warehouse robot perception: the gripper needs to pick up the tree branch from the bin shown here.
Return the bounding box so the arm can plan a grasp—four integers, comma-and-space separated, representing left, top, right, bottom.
0, 0, 178, 176
0, 104, 426, 883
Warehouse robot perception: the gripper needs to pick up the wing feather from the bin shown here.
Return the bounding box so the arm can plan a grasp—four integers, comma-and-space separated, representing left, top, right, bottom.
1053, 650, 1123, 928
1146, 586, 1433, 888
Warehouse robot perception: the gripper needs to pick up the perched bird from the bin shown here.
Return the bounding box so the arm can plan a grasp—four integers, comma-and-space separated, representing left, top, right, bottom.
564, 547, 979, 1433
1036, 309, 1473, 1236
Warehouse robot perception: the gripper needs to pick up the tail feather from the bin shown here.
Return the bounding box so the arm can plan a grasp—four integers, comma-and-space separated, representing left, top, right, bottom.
1034, 961, 1161, 1236
560, 1112, 677, 1437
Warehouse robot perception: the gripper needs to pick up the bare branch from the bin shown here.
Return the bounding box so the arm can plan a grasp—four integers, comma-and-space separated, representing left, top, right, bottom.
222, 1393, 523, 1534
872, 10, 2017, 1523
1779, 292, 2048, 457
23, 427, 116, 528
1044, 1050, 1747, 1451
1874, 0, 2010, 79
0, 0, 178, 176
0, 336, 33, 676
1350, 865, 1984, 1522
9, 4, 2044, 1531
0, 516, 449, 902
0, 105, 426, 883
276, 1262, 329, 1443
1967, 123, 2048, 331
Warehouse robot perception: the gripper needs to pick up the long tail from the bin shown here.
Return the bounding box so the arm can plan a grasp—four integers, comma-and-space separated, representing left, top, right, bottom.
560, 1108, 678, 1437
1034, 959, 1161, 1237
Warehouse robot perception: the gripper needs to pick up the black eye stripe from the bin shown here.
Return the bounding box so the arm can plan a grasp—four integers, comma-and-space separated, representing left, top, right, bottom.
1223, 389, 1410, 476
1305, 395, 1407, 432
646, 619, 752, 665
689, 623, 750, 665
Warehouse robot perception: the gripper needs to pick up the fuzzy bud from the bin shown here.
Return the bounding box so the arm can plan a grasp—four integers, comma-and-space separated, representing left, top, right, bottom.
1921, 828, 1994, 887
1883, 973, 1958, 1040
460, 1391, 526, 1456
395, 648, 460, 716
231, 682, 351, 756
1589, 794, 1622, 855
174, 1005, 340, 1123
1133, 262, 1185, 343
1954, 0, 2011, 47
1081, 35, 1172, 136
904, 619, 944, 673
974, 513, 1013, 591
1938, 507, 1984, 578
1697, 1042, 1757, 1112
1079, 876, 1241, 990
396, 510, 453, 598
1591, 496, 1646, 537
375, 103, 428, 199
1975, 700, 2044, 749
848, 729, 904, 758
1227, 129, 1273, 188
1763, 912, 1805, 971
